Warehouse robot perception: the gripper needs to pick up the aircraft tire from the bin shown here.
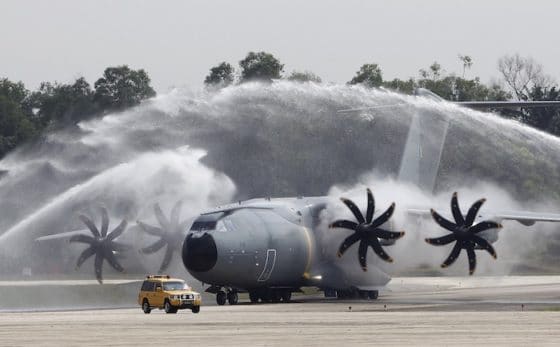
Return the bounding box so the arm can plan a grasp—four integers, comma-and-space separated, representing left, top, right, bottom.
281, 291, 291, 303
142, 299, 151, 314
249, 291, 259, 303
216, 291, 227, 306
270, 290, 281, 303
367, 290, 379, 300
227, 291, 238, 305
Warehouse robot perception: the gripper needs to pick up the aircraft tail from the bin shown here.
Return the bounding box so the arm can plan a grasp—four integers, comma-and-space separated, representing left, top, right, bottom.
397, 107, 450, 193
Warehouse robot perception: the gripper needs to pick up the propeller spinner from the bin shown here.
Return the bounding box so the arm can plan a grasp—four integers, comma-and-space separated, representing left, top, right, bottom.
329, 188, 405, 271
425, 192, 502, 275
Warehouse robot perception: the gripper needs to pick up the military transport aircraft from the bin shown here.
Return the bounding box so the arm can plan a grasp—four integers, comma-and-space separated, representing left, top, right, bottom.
179, 90, 560, 305
35, 89, 560, 301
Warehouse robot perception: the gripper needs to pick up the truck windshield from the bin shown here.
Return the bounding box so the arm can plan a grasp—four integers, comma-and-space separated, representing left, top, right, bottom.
163, 281, 188, 291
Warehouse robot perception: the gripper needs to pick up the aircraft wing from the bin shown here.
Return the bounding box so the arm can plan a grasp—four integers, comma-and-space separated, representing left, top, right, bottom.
406, 208, 560, 226
456, 100, 560, 109
491, 211, 560, 226
34, 229, 89, 242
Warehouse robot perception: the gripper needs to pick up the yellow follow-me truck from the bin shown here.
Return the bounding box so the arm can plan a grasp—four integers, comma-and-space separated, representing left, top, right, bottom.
138, 275, 202, 314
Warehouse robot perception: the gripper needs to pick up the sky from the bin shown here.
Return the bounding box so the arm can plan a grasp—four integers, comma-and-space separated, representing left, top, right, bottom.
1, 0, 559, 92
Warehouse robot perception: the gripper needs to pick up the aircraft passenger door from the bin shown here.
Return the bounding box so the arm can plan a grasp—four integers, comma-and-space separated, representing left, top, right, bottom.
257, 249, 277, 282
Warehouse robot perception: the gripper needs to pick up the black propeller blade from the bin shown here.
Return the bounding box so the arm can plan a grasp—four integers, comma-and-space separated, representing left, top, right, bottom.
425, 192, 502, 275
329, 188, 405, 271
70, 208, 130, 284
137, 201, 190, 273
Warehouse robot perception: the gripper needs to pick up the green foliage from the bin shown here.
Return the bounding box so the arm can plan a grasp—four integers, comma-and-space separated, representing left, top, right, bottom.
31, 77, 97, 127
0, 79, 28, 105
239, 51, 284, 82
382, 78, 416, 94
287, 71, 322, 83
0, 94, 36, 157
348, 64, 383, 87
522, 86, 560, 134
204, 62, 234, 87
94, 65, 156, 110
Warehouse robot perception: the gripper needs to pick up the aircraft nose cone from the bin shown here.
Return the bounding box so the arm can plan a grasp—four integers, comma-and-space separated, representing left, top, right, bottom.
182, 232, 218, 272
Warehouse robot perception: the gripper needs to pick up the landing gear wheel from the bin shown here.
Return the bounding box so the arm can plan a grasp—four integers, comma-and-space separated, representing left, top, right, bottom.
367, 290, 379, 300
142, 300, 151, 314
249, 291, 259, 303
281, 291, 292, 303
271, 290, 281, 303
216, 291, 227, 306
191, 306, 200, 313
227, 291, 238, 305
164, 300, 177, 314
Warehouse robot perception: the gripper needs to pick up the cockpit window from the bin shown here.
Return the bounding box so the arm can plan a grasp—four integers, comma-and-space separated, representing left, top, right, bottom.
190, 212, 225, 231
190, 221, 216, 231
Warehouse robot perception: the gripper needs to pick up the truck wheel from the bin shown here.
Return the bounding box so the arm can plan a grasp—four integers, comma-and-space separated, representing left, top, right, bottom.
142, 299, 151, 314
216, 291, 227, 306
191, 306, 200, 313
164, 300, 177, 314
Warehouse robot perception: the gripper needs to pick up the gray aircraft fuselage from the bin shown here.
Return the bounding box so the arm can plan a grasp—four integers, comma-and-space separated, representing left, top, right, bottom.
181, 197, 390, 294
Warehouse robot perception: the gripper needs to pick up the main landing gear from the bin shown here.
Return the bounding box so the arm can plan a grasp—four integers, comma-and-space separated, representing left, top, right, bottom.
216, 289, 238, 305
247, 288, 292, 304
324, 288, 379, 300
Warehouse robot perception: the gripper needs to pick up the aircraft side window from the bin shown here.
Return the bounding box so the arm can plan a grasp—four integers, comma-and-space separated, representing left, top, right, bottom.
224, 220, 236, 232
216, 220, 228, 232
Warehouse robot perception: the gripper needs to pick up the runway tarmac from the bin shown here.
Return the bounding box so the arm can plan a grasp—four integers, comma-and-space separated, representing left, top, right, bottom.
1, 276, 560, 346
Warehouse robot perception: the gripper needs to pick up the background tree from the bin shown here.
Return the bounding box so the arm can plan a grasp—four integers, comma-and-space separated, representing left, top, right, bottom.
204, 62, 234, 87
93, 65, 156, 110
382, 78, 416, 94
31, 77, 96, 127
498, 54, 554, 100
458, 54, 473, 78
419, 62, 443, 81
0, 93, 36, 158
287, 71, 322, 83
348, 63, 383, 87
239, 51, 284, 83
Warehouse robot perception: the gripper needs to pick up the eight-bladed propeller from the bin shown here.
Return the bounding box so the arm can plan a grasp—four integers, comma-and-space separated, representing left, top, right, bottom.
425, 192, 502, 275
70, 208, 130, 284
329, 188, 405, 271
137, 201, 190, 273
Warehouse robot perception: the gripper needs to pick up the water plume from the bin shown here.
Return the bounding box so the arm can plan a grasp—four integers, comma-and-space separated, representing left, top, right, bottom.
0, 81, 559, 277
